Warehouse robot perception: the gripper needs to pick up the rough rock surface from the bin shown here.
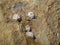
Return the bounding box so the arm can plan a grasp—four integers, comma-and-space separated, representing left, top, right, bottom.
0, 0, 59, 45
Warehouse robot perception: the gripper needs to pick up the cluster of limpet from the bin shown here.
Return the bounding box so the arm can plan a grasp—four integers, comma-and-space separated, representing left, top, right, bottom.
8, 2, 36, 40
10, 11, 36, 40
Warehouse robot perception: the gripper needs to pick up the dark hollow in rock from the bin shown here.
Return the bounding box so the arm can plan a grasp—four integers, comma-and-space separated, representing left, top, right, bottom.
32, 35, 36, 40
17, 18, 22, 22
25, 30, 27, 32
32, 15, 37, 19
58, 18, 60, 20
29, 28, 32, 32
59, 42, 60, 45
